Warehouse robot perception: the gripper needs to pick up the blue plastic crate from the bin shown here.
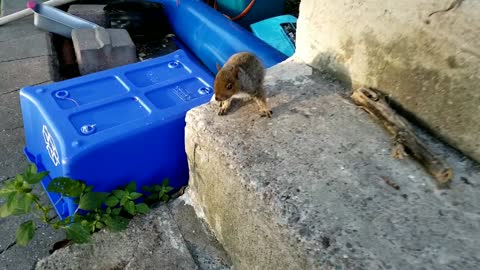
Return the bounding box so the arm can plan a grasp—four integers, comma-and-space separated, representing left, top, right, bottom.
20, 49, 214, 219
214, 0, 285, 27
250, 15, 297, 57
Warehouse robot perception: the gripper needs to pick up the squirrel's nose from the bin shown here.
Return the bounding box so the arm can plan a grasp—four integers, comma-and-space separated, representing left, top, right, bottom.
215, 96, 220, 101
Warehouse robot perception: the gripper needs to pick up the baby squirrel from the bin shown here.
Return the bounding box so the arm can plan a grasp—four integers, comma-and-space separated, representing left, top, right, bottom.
214, 52, 272, 118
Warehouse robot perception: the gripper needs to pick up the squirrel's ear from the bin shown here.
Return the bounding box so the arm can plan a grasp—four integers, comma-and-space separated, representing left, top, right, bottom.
216, 63, 222, 72
236, 67, 245, 79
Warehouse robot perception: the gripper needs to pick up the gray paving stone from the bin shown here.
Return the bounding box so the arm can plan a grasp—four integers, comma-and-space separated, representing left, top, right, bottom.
0, 17, 42, 43
0, 156, 63, 270
0, 56, 55, 94
0, 33, 53, 63
0, 128, 29, 181
0, 90, 22, 132
0, 223, 65, 270
0, 184, 59, 251
1, 0, 47, 17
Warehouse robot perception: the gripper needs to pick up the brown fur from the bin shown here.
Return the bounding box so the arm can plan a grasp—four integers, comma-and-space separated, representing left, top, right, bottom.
214, 52, 272, 117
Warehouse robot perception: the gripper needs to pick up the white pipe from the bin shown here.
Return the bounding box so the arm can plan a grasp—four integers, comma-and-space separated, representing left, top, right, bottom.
0, 0, 77, 26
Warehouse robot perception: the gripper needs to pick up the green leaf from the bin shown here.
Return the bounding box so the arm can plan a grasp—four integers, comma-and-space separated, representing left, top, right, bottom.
85, 186, 93, 193
124, 201, 135, 215
112, 190, 125, 199
0, 180, 17, 198
120, 195, 128, 206
0, 204, 12, 218
26, 163, 37, 176
16, 220, 35, 247
80, 220, 90, 227
105, 216, 129, 232
111, 208, 121, 216
65, 223, 91, 244
104, 196, 120, 207
135, 203, 150, 214
125, 181, 136, 193
160, 194, 170, 202
95, 222, 105, 230
78, 192, 109, 211
7, 192, 34, 216
15, 174, 25, 185
47, 178, 85, 197
25, 171, 49, 185
129, 192, 143, 200
162, 179, 170, 187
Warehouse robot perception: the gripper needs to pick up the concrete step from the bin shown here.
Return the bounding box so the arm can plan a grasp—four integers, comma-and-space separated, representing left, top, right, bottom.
35, 200, 232, 270
184, 57, 480, 270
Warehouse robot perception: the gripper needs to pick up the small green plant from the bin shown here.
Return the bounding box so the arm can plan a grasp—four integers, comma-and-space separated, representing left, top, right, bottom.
142, 179, 174, 204
0, 163, 173, 247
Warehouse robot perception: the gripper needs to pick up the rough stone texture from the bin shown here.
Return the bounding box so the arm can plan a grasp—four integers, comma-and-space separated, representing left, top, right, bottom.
67, 5, 107, 27
169, 196, 232, 270
185, 58, 480, 270
72, 27, 137, 75
35, 205, 199, 270
295, 0, 480, 163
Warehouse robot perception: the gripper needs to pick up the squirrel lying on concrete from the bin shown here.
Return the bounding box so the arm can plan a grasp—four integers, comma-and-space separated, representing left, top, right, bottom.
214, 52, 272, 118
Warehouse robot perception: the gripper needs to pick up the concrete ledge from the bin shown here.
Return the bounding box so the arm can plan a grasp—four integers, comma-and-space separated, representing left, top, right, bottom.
185, 57, 480, 269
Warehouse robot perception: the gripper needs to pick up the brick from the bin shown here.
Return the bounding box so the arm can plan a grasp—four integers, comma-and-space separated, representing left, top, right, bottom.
72, 27, 136, 75
67, 4, 107, 27
108, 29, 137, 68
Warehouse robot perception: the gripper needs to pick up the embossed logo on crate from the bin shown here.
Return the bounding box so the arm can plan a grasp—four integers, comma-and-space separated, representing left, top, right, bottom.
173, 85, 193, 101
42, 125, 60, 166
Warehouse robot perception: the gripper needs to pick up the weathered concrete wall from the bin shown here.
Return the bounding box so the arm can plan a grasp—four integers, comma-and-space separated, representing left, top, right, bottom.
185, 58, 480, 270
295, 0, 480, 162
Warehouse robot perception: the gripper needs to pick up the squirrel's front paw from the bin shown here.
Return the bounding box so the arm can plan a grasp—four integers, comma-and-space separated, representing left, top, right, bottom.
218, 108, 228, 116
260, 110, 273, 118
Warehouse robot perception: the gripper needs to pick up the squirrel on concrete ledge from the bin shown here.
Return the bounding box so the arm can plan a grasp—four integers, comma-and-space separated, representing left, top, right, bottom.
214, 52, 272, 118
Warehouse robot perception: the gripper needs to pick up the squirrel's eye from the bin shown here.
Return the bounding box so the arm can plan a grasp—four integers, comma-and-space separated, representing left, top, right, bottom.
226, 83, 233, 90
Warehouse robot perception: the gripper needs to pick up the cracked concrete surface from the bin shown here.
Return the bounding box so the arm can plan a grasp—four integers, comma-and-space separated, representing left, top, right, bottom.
0, 1, 63, 268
